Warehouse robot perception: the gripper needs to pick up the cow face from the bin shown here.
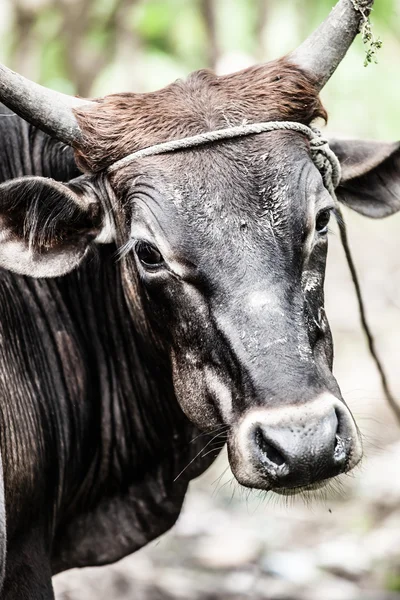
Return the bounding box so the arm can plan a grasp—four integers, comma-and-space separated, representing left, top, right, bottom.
104, 128, 358, 494
1, 50, 400, 494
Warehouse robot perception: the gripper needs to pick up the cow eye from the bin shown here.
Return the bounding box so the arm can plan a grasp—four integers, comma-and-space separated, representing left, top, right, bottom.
316, 209, 331, 235
135, 241, 164, 268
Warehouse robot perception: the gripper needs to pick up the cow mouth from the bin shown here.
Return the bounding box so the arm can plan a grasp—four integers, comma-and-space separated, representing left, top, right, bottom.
272, 479, 331, 496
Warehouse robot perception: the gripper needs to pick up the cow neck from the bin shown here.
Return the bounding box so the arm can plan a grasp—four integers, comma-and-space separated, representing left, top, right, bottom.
50, 247, 212, 570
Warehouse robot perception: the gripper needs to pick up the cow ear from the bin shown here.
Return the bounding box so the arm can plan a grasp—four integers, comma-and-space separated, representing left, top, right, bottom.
329, 138, 400, 218
0, 176, 113, 277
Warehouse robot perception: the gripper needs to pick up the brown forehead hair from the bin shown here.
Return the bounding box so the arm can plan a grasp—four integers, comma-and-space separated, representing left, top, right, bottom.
73, 58, 327, 173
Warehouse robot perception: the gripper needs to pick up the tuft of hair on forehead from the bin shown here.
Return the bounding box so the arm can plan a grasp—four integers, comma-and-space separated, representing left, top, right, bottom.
73, 58, 327, 173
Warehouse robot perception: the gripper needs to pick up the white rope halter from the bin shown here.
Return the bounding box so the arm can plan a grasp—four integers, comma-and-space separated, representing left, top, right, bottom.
107, 120, 341, 199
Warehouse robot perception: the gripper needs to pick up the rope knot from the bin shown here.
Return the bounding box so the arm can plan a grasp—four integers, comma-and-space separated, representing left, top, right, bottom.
307, 126, 341, 194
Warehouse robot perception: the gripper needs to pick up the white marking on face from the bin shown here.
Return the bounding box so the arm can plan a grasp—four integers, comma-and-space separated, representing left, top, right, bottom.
204, 366, 233, 423
171, 187, 184, 207
185, 351, 198, 366
247, 291, 284, 316
95, 208, 115, 244
302, 271, 321, 293
297, 342, 312, 362
264, 337, 287, 350
303, 188, 318, 258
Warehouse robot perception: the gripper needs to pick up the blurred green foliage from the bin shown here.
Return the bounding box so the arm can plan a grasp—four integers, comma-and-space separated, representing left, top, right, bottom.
0, 0, 398, 139
385, 569, 400, 592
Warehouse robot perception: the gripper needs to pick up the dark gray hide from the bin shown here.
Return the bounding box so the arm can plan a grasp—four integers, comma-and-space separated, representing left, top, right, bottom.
0, 96, 399, 599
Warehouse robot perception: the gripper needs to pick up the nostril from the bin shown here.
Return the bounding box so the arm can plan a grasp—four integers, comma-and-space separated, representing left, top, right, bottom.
334, 434, 347, 463
255, 427, 286, 466
333, 407, 347, 464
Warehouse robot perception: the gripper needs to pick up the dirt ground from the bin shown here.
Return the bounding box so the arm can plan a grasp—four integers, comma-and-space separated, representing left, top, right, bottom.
53, 209, 400, 600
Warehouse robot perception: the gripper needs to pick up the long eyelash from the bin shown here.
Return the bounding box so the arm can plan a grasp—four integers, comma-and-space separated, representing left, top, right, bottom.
116, 238, 136, 260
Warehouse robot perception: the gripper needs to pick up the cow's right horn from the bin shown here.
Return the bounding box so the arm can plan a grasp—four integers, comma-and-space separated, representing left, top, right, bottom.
288, 0, 374, 90
0, 63, 94, 146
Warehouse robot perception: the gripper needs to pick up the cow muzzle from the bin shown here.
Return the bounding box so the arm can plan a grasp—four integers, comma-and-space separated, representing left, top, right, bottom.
228, 393, 362, 493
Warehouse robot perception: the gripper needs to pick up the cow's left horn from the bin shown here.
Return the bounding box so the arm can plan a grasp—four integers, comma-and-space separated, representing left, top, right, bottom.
288, 0, 374, 90
0, 63, 93, 146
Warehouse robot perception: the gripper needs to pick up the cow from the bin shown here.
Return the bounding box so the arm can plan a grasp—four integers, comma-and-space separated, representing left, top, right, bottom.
0, 0, 399, 597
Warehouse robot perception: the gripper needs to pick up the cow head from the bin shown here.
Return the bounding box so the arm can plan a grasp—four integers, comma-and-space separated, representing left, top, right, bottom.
0, 0, 399, 494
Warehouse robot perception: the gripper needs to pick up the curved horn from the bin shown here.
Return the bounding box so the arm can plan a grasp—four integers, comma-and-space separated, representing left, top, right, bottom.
289, 0, 374, 90
0, 63, 93, 146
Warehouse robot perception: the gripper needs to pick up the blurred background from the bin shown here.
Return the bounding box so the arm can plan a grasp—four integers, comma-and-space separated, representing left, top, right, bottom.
1, 0, 400, 598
